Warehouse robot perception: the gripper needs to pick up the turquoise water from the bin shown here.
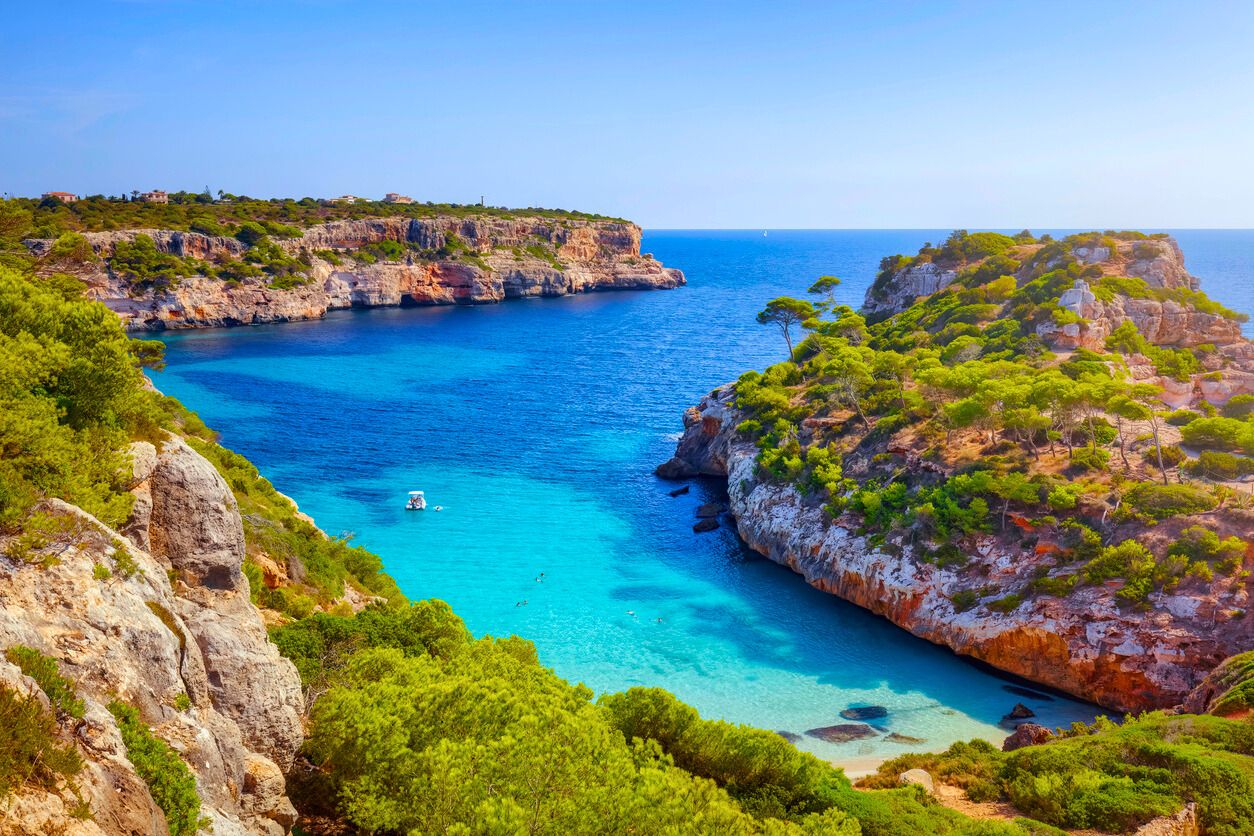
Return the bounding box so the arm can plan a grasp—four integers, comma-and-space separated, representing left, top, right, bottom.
152, 230, 1254, 770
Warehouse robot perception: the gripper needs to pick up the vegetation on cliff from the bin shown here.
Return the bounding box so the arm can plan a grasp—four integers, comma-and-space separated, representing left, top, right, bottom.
738, 230, 1252, 616
6, 193, 627, 238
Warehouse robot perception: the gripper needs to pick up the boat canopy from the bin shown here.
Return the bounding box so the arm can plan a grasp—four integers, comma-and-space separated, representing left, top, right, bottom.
409, 490, 424, 496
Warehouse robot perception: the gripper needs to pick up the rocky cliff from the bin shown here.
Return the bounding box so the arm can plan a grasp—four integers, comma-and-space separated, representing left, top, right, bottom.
661, 386, 1253, 712
26, 216, 684, 330
0, 435, 304, 835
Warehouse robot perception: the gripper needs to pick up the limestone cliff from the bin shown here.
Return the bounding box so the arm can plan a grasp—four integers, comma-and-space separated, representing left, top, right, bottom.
661, 386, 1253, 713
26, 216, 684, 331
0, 435, 304, 835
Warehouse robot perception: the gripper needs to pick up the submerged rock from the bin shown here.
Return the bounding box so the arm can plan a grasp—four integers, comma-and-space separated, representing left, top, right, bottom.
774, 730, 801, 744
839, 705, 888, 721
695, 502, 723, 518
693, 518, 719, 533
804, 723, 878, 743
667, 485, 690, 497
886, 732, 927, 744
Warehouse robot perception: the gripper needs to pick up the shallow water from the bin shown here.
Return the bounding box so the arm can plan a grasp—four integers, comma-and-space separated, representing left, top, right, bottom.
152, 229, 1254, 769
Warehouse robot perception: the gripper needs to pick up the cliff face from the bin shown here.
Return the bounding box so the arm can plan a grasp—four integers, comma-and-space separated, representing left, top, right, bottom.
662, 387, 1253, 713
0, 436, 304, 835
27, 216, 684, 331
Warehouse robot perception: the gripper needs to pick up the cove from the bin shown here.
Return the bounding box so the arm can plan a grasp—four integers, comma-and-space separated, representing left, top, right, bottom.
150, 230, 1252, 770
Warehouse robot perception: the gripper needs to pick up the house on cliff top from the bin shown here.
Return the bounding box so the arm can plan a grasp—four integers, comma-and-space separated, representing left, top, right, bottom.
139, 189, 168, 203
41, 191, 78, 202
384, 192, 414, 204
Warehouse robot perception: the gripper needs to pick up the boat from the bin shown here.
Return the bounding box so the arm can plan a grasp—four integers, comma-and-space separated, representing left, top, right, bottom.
406, 490, 427, 510
762, 230, 768, 237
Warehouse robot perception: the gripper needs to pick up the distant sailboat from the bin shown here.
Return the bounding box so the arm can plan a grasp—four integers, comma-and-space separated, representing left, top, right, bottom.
762, 230, 768, 237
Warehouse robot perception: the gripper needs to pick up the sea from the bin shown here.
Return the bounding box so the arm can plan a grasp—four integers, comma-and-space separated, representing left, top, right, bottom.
151, 229, 1254, 772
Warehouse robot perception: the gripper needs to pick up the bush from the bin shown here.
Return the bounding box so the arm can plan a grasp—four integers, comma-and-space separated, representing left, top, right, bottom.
1221, 394, 1254, 419
1126, 483, 1217, 520
4, 646, 84, 719
1181, 417, 1254, 454
110, 234, 196, 290
1003, 713, 1254, 834
1068, 447, 1109, 472
987, 593, 1024, 613
108, 701, 203, 836
0, 267, 165, 530
0, 685, 82, 800
1184, 450, 1254, 481
1165, 409, 1200, 427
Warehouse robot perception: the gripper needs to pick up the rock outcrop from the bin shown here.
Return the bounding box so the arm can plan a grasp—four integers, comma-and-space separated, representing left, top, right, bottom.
27, 216, 684, 331
0, 435, 303, 834
662, 385, 1254, 712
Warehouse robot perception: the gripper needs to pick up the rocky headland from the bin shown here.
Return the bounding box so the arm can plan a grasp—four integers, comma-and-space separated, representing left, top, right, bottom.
660, 231, 1254, 713
25, 215, 683, 330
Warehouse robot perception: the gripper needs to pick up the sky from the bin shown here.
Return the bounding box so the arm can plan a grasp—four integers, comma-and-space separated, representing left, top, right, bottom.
3, 1, 1254, 228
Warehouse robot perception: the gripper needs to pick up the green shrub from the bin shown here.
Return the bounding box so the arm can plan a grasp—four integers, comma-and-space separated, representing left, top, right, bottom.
950, 589, 980, 612
1004, 713, 1254, 833
1184, 450, 1254, 481
1203, 652, 1254, 716
1221, 394, 1254, 419
1167, 526, 1247, 576
4, 646, 84, 719
110, 234, 197, 290
1181, 417, 1254, 454
987, 593, 1024, 613
0, 685, 82, 800
108, 700, 203, 836
1126, 483, 1217, 520
0, 265, 166, 530
1165, 409, 1200, 426
1068, 447, 1109, 472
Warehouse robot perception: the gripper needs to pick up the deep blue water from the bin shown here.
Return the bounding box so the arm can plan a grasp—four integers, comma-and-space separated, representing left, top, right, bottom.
152, 229, 1254, 771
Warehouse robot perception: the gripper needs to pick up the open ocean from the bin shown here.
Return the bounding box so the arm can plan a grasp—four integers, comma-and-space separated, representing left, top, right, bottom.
151, 229, 1254, 770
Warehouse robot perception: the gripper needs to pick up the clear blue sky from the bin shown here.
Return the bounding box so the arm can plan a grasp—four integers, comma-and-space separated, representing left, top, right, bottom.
4, 1, 1253, 228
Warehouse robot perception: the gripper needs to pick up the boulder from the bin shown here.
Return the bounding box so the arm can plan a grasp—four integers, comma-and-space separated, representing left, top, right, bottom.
693, 518, 719, 533
148, 435, 247, 591
1002, 722, 1054, 751
898, 768, 935, 794
1133, 803, 1199, 836
1007, 702, 1035, 719
656, 456, 698, 479
774, 731, 801, 744
667, 485, 690, 497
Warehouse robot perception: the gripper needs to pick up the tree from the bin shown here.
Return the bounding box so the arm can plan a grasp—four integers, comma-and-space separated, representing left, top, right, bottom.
807, 275, 841, 312
822, 345, 875, 429
756, 297, 815, 361
1126, 383, 1170, 484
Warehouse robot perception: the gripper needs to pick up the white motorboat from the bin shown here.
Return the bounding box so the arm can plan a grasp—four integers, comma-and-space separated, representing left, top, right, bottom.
406, 490, 427, 510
